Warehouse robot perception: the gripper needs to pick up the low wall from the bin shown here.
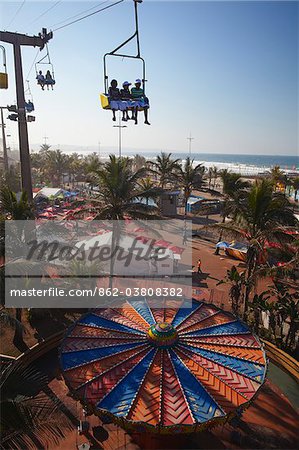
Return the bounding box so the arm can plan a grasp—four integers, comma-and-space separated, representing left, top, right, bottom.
262, 340, 299, 383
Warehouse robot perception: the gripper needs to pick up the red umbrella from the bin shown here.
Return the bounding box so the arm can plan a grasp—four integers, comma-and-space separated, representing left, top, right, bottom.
169, 245, 185, 255
153, 239, 171, 248
136, 235, 151, 244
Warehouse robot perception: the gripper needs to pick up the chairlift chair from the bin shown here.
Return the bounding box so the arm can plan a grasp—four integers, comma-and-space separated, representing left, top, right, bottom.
100, 0, 147, 112
35, 43, 56, 89
25, 80, 35, 112
0, 45, 8, 89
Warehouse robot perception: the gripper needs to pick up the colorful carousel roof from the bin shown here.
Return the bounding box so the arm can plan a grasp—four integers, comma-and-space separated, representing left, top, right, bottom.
60, 298, 267, 433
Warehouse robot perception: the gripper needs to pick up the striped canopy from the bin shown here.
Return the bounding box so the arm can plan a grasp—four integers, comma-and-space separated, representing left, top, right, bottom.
60, 298, 267, 434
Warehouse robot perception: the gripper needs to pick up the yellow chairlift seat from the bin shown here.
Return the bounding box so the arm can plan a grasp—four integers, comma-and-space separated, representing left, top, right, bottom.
100, 93, 146, 111
0, 72, 8, 89
0, 45, 8, 89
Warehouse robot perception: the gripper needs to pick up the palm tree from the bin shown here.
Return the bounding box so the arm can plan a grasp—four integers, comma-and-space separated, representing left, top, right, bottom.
176, 157, 205, 216
0, 186, 34, 220
67, 153, 82, 186
0, 186, 34, 351
215, 179, 298, 319
137, 177, 162, 206
39, 143, 51, 153
270, 165, 286, 192
44, 150, 68, 186
1, 363, 72, 448
90, 155, 159, 220
215, 170, 249, 254
292, 177, 299, 202
249, 291, 273, 336
88, 155, 160, 286
217, 266, 246, 316
150, 152, 180, 189
133, 154, 147, 171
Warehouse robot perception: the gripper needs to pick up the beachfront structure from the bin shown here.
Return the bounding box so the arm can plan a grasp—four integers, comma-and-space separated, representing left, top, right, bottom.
60, 298, 267, 434
160, 191, 181, 216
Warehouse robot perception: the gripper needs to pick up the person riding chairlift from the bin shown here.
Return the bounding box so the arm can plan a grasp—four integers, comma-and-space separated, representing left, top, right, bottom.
36, 70, 45, 90
120, 81, 133, 122
131, 78, 150, 125
108, 79, 126, 121
45, 70, 55, 90
25, 100, 34, 113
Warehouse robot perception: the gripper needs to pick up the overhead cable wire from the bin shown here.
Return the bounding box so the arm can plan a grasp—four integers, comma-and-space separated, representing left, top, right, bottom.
29, 1, 62, 25
6, 0, 26, 29
25, 48, 40, 79
52, 0, 124, 32
49, 1, 109, 29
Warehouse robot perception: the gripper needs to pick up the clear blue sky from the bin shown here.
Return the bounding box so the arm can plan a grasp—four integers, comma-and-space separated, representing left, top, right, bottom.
1, 1, 298, 155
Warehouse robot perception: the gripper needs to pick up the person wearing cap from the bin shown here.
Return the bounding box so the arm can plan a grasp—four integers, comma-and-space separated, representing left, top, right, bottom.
131, 79, 150, 125
108, 79, 126, 121
120, 81, 133, 121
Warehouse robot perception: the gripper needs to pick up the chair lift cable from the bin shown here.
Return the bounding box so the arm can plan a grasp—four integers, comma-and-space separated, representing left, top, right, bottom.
52, 0, 124, 32
6, 0, 26, 29
29, 1, 63, 26
49, 1, 109, 30
25, 48, 40, 79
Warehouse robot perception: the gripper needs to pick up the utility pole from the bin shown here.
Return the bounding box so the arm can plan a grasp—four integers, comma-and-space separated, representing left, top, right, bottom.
187, 132, 194, 158
0, 107, 9, 173
43, 135, 49, 146
0, 29, 53, 201
113, 113, 127, 158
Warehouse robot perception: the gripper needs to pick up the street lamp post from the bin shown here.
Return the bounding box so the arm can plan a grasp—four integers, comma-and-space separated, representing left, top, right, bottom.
113, 113, 127, 158
187, 132, 194, 157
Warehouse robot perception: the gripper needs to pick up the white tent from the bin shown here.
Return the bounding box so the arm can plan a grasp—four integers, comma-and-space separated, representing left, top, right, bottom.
75, 232, 174, 276
35, 187, 64, 199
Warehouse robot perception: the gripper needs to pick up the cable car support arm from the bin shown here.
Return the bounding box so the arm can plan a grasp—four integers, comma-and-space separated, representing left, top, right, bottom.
103, 0, 145, 94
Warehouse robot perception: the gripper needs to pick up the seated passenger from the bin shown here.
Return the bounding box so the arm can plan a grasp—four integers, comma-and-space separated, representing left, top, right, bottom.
108, 79, 125, 121
36, 71, 45, 90
25, 100, 34, 113
131, 79, 150, 125
120, 81, 133, 121
45, 70, 55, 90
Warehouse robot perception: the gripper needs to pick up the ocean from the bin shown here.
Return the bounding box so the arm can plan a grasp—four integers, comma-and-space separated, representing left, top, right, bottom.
124, 152, 299, 176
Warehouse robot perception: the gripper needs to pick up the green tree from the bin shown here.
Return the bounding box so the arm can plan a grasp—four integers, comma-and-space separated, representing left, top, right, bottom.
44, 150, 68, 185
176, 157, 205, 216
88, 155, 160, 286
217, 266, 246, 316
292, 177, 299, 202
133, 154, 147, 171
270, 165, 286, 192
0, 186, 34, 351
215, 179, 298, 319
150, 152, 180, 189
215, 170, 249, 254
0, 363, 72, 448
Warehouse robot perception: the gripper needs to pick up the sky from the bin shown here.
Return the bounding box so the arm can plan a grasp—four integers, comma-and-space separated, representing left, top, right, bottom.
0, 0, 298, 156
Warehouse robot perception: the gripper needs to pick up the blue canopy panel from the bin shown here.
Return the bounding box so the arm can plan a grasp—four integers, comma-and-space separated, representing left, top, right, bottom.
170, 349, 224, 422
183, 320, 249, 337
171, 299, 203, 328
78, 313, 145, 335
179, 343, 265, 382
61, 341, 144, 371
127, 298, 156, 326
97, 348, 156, 416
